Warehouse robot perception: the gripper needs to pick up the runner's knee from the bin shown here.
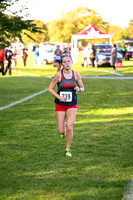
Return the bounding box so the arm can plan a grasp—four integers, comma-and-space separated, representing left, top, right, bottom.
57, 127, 64, 134
66, 124, 73, 134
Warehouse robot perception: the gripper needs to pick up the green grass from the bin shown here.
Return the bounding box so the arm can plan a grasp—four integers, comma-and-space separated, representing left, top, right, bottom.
0, 54, 133, 200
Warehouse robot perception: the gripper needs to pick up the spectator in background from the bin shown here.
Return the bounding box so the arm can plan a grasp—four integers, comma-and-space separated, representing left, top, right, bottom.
21, 49, 28, 68
82, 48, 89, 67
28, 42, 34, 54
32, 43, 36, 52
110, 44, 117, 71
12, 45, 17, 70
5, 45, 13, 75
0, 47, 5, 75
89, 44, 96, 69
34, 46, 40, 67
39, 42, 45, 64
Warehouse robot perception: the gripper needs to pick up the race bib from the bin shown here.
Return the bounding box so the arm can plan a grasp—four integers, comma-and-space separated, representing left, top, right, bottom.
60, 91, 72, 102
56, 55, 61, 61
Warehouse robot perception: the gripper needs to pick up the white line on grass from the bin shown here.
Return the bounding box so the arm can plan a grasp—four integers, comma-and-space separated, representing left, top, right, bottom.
81, 76, 133, 79
0, 88, 48, 111
122, 178, 133, 200
13, 70, 40, 76
96, 69, 124, 76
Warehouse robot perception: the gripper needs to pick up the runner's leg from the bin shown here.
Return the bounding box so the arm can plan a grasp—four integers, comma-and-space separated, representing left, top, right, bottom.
56, 111, 66, 135
56, 62, 61, 72
65, 108, 77, 150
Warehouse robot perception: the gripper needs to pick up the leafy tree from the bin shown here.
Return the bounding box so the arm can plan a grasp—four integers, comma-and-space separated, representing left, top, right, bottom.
0, 0, 41, 48
109, 25, 131, 43
48, 7, 109, 43
21, 20, 49, 48
125, 19, 133, 40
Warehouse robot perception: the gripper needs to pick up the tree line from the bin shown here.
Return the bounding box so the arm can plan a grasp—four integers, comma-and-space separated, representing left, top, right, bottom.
1, 1, 133, 48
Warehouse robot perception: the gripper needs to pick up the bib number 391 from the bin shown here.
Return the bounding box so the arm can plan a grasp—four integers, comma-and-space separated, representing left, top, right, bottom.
60, 91, 72, 102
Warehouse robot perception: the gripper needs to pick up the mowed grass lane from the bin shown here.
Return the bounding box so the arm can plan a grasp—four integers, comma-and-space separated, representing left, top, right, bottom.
0, 75, 133, 200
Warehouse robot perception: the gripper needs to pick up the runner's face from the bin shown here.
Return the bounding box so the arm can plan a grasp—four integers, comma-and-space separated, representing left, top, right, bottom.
62, 56, 72, 69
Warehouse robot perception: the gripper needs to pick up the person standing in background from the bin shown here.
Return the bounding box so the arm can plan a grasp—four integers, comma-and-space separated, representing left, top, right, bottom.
110, 44, 117, 71
89, 44, 96, 69
0, 47, 5, 75
21, 49, 28, 68
34, 46, 40, 67
12, 45, 17, 71
5, 45, 13, 75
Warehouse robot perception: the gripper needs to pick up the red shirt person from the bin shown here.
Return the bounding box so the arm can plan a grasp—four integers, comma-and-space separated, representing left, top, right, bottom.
0, 48, 5, 75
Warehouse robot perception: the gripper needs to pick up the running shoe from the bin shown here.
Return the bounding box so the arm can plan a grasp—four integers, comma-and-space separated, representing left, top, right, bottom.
65, 149, 72, 157
60, 133, 65, 139
60, 123, 67, 139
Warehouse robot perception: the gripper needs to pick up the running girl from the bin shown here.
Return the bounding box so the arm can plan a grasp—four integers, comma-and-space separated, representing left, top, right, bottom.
49, 55, 84, 157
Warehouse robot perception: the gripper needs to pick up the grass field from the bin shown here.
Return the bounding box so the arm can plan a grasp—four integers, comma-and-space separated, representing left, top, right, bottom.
0, 53, 133, 200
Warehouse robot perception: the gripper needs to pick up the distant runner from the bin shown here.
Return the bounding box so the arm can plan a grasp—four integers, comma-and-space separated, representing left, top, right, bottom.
54, 45, 63, 72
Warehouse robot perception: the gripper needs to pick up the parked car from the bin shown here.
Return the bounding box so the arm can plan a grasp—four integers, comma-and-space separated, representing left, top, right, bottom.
95, 44, 123, 67
116, 40, 133, 60
43, 45, 55, 65
82, 44, 123, 67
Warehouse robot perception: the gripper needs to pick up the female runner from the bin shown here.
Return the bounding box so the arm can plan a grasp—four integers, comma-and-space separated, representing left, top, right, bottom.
49, 55, 84, 157
54, 45, 63, 72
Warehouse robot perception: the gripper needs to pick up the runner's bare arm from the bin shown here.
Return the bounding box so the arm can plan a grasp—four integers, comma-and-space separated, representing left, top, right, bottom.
74, 71, 84, 92
48, 72, 67, 102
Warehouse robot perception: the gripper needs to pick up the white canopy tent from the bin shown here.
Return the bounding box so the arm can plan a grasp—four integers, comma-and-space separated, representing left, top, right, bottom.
71, 24, 112, 63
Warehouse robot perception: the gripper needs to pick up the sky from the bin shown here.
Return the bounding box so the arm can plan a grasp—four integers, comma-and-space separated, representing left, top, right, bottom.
13, 0, 133, 28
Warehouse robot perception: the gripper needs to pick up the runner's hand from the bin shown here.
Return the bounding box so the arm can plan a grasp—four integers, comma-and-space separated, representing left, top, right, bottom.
59, 96, 67, 102
74, 86, 80, 92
